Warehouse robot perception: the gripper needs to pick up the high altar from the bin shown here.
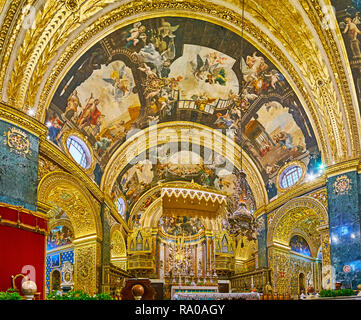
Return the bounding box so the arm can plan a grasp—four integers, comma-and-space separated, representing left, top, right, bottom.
126, 182, 236, 299
3, 0, 361, 301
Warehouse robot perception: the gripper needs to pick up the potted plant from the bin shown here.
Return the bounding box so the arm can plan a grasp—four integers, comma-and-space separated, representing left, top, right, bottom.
0, 288, 23, 300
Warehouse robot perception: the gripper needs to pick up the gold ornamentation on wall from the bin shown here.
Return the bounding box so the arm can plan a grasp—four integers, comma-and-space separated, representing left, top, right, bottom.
268, 196, 329, 246
38, 171, 101, 239
333, 175, 352, 195
308, 188, 328, 209
38, 154, 63, 182
3, 126, 31, 157
74, 241, 100, 295
111, 229, 127, 263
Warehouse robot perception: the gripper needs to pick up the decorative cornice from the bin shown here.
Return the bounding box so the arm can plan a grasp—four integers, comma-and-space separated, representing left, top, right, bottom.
254, 175, 326, 218
0, 101, 47, 138
325, 158, 360, 178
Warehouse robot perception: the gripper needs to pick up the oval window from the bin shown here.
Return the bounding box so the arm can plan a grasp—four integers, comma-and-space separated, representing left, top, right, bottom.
116, 197, 125, 217
279, 165, 303, 189
66, 136, 91, 169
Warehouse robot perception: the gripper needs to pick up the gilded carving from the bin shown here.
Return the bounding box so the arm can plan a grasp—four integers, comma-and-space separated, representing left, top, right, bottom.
3, 126, 31, 157
110, 229, 127, 258
38, 154, 63, 181
74, 242, 99, 294
333, 175, 352, 195
268, 196, 328, 245
38, 171, 101, 238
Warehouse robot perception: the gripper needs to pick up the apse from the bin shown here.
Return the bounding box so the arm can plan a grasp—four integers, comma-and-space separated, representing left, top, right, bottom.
3, 0, 361, 303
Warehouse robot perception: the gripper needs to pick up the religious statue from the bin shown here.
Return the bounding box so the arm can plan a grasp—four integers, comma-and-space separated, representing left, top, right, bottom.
306, 271, 313, 289
264, 281, 273, 295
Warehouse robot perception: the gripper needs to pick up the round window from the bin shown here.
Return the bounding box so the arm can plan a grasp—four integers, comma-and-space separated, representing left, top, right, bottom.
66, 136, 91, 169
279, 165, 303, 189
116, 197, 125, 217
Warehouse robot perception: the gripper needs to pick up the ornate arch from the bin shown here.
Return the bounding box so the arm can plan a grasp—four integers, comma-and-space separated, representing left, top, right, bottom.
38, 171, 102, 239
110, 224, 127, 262
267, 196, 328, 249
235, 237, 257, 261
100, 121, 268, 209
0, 1, 357, 165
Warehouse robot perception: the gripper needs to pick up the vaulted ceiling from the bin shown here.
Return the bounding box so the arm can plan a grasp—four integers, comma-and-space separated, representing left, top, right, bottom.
1, 0, 360, 213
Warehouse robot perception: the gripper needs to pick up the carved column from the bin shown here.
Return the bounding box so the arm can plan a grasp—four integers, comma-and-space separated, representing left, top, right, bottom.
74, 237, 101, 295
100, 202, 111, 294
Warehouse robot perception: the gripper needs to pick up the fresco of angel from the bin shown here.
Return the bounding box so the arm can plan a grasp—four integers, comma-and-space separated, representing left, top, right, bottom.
264, 69, 284, 90
190, 54, 210, 80
240, 51, 268, 82
214, 111, 237, 129
138, 43, 165, 75
102, 65, 132, 101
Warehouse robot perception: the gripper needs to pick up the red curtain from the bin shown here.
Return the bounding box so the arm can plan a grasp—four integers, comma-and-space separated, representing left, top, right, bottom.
0, 206, 47, 299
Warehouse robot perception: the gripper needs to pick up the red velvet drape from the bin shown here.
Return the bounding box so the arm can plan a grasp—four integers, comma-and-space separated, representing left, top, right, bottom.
0, 206, 47, 299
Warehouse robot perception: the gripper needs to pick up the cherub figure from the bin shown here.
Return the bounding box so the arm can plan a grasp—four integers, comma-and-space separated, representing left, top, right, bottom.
265, 69, 281, 89
103, 65, 131, 100
343, 16, 361, 41
125, 22, 146, 48
157, 18, 179, 39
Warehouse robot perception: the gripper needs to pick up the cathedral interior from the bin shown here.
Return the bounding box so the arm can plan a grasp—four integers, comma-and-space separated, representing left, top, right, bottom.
1, 0, 361, 301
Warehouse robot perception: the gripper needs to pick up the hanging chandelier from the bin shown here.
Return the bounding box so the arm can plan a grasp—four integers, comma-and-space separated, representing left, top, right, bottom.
222, 172, 259, 240
221, 0, 259, 241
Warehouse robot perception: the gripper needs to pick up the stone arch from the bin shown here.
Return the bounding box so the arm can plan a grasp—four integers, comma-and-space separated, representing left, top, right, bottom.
38, 171, 101, 239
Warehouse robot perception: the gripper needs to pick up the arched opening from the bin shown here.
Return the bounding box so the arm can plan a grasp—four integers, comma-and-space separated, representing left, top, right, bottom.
50, 270, 61, 292
38, 172, 102, 295
298, 273, 305, 295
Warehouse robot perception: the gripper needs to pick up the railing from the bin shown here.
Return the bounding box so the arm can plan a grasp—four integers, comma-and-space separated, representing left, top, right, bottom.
230, 268, 271, 293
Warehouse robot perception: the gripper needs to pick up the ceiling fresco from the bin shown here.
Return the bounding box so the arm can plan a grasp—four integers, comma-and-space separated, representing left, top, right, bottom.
46, 16, 321, 204
333, 0, 361, 119
112, 143, 255, 221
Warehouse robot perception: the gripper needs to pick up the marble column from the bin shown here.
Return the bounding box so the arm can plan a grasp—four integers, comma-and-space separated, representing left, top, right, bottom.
0, 118, 41, 211
326, 170, 361, 289
257, 213, 268, 269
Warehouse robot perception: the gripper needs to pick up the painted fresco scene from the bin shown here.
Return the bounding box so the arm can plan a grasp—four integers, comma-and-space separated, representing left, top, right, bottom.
46, 17, 320, 198
289, 235, 312, 257
159, 215, 204, 236
46, 225, 74, 251
111, 143, 255, 221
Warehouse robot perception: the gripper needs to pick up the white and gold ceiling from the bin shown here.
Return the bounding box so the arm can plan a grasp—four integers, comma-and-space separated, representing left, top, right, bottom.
1, 0, 360, 219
